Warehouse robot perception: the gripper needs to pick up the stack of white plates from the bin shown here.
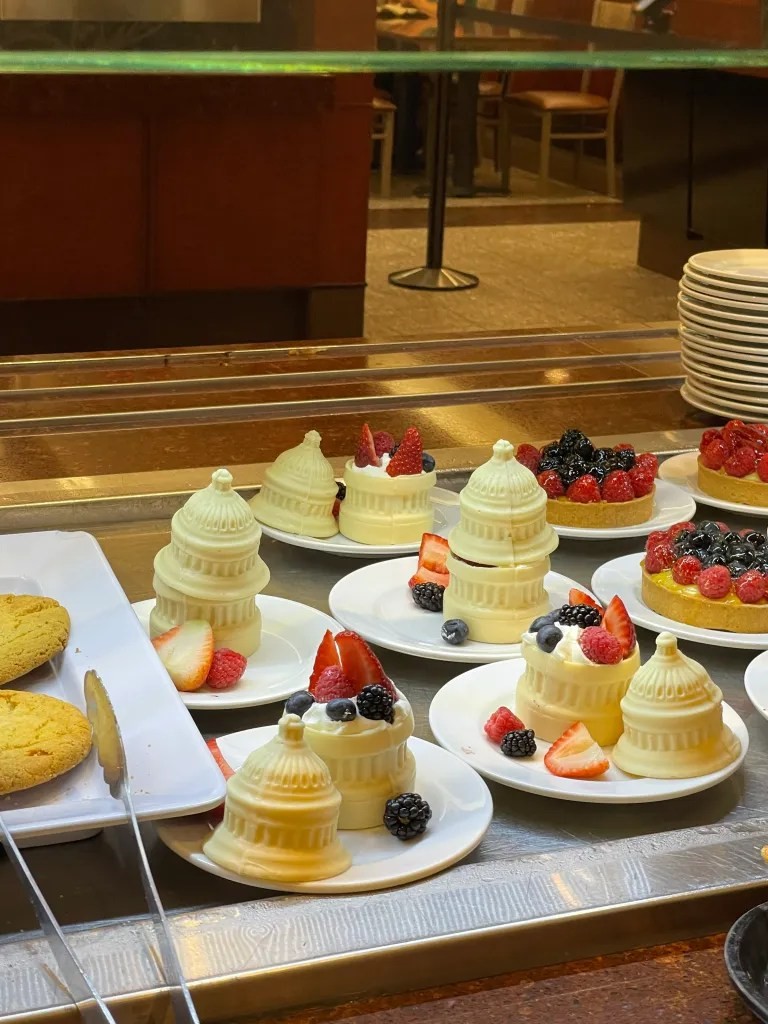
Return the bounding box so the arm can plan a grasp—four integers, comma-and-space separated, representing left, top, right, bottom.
678, 249, 768, 419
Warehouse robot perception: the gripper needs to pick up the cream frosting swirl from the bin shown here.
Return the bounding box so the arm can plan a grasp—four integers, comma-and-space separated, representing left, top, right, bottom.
302, 687, 412, 735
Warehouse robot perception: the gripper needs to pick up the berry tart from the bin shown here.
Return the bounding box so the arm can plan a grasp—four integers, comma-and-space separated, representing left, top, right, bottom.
697, 419, 768, 507
515, 591, 641, 745
283, 629, 416, 829
338, 424, 437, 545
515, 429, 659, 529
642, 520, 768, 633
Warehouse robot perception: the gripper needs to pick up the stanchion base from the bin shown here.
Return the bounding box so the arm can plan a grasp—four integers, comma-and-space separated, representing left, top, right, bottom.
388, 266, 479, 291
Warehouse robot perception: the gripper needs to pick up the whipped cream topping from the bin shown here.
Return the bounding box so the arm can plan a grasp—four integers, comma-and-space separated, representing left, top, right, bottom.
303, 687, 412, 735
523, 622, 595, 665
347, 452, 428, 478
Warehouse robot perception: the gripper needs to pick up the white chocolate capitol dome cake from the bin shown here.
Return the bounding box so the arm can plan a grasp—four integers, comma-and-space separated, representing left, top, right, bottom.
151, 468, 269, 658
442, 439, 558, 644
250, 430, 339, 539
612, 632, 740, 779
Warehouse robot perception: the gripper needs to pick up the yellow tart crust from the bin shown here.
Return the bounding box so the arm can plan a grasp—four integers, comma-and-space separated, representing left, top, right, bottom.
697, 459, 768, 507
641, 564, 768, 633
547, 488, 654, 528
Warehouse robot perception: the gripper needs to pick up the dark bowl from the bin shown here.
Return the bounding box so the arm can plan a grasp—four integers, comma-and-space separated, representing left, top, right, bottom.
725, 903, 768, 1023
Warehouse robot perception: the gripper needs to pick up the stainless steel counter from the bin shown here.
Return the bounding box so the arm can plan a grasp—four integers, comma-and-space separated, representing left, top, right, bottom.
2, 433, 768, 1023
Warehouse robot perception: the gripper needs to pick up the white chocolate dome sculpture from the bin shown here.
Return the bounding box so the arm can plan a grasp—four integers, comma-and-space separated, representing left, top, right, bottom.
150, 468, 269, 658
613, 632, 741, 779
250, 430, 339, 539
204, 714, 351, 882
443, 440, 559, 643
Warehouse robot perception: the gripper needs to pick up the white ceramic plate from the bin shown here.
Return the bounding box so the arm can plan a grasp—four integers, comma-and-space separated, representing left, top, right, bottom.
744, 650, 768, 721
681, 279, 768, 310
591, 551, 768, 649
680, 310, 768, 340
684, 265, 768, 295
684, 371, 768, 404
429, 659, 748, 804
329, 557, 589, 663
683, 380, 768, 419
133, 597, 340, 710
259, 487, 460, 558
552, 479, 695, 540
155, 731, 493, 894
681, 356, 768, 388
688, 250, 768, 283
679, 296, 768, 325
681, 343, 768, 379
681, 326, 768, 362
0, 531, 226, 841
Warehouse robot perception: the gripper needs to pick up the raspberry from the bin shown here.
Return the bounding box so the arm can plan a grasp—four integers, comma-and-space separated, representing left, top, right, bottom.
647, 531, 669, 549
614, 443, 635, 452
516, 443, 541, 474
313, 666, 357, 702
699, 428, 723, 453
566, 475, 602, 503
635, 452, 659, 476
628, 466, 655, 497
700, 438, 729, 470
735, 570, 766, 604
579, 626, 623, 665
538, 469, 565, 499
373, 430, 395, 458
724, 446, 757, 478
645, 542, 675, 574
697, 565, 732, 600
672, 554, 703, 585
205, 648, 247, 690
484, 706, 526, 744
601, 469, 635, 503
757, 454, 768, 483
667, 521, 695, 538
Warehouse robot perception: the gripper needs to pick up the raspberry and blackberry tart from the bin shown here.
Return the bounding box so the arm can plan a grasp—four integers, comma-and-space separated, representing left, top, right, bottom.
515, 590, 640, 745
642, 520, 768, 632
516, 429, 659, 529
293, 628, 416, 829
697, 420, 768, 507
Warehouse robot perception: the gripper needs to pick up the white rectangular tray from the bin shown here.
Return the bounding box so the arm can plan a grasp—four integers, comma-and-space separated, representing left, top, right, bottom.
0, 530, 226, 840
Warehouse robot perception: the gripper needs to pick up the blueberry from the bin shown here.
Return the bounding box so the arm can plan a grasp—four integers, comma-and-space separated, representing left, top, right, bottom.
699, 521, 722, 536
529, 611, 559, 632
560, 464, 584, 487
728, 561, 749, 578
723, 532, 742, 547
422, 452, 436, 473
326, 698, 356, 722
744, 532, 766, 548
689, 532, 712, 550
442, 619, 470, 645
728, 543, 749, 559
574, 440, 595, 461
594, 447, 616, 464
285, 690, 315, 717
615, 448, 636, 471
702, 553, 728, 569
536, 624, 563, 653
587, 465, 609, 485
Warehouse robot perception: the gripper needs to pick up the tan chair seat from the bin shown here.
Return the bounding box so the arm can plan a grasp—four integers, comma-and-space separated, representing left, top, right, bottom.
373, 95, 397, 112
508, 90, 609, 112
479, 79, 504, 98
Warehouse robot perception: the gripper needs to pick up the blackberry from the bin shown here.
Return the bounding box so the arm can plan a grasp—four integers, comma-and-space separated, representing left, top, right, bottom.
383, 792, 432, 840
538, 456, 561, 474
541, 442, 562, 461
587, 465, 609, 486
558, 603, 602, 628
285, 690, 315, 717
422, 452, 436, 473
442, 618, 469, 645
500, 729, 537, 758
559, 428, 588, 452
615, 447, 636, 471
559, 463, 584, 488
536, 624, 563, 653
357, 684, 394, 723
412, 581, 444, 612
594, 447, 617, 464
336, 482, 346, 502
326, 698, 356, 722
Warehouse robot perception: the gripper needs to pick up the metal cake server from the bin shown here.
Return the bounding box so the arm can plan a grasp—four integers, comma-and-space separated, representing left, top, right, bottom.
83, 670, 200, 1024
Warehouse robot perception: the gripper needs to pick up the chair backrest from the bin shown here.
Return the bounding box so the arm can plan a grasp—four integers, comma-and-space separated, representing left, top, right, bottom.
581, 0, 634, 106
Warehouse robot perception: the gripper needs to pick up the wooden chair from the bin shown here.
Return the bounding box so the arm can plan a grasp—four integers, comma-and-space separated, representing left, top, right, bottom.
372, 96, 396, 198
498, 0, 635, 197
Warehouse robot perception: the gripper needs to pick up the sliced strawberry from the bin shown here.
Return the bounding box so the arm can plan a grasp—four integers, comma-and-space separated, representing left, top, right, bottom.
206, 737, 234, 781
601, 595, 636, 656
335, 630, 394, 695
152, 620, 214, 692
408, 567, 450, 589
544, 722, 609, 779
309, 629, 341, 691
386, 426, 423, 476
354, 423, 380, 469
568, 588, 603, 613
418, 532, 449, 574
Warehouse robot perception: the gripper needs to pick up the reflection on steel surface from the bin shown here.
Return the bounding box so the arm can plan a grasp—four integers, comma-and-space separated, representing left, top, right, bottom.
0, 0, 261, 21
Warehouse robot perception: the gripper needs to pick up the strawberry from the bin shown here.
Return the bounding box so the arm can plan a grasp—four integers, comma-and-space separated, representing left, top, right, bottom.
309, 629, 341, 690
206, 648, 247, 690
699, 428, 723, 453
602, 595, 636, 655
409, 532, 450, 588
151, 620, 214, 692
335, 630, 394, 695
672, 554, 702, 585
568, 588, 603, 612
484, 706, 526, 744
386, 427, 423, 477
628, 466, 655, 498
354, 423, 380, 469
700, 438, 729, 471
601, 469, 635, 503
538, 469, 565, 499
644, 543, 675, 575
697, 565, 732, 600
408, 567, 450, 588
566, 475, 601, 503
735, 570, 766, 604
544, 722, 610, 780
579, 626, 623, 665
724, 446, 757, 478
205, 738, 233, 823
515, 443, 541, 474
635, 452, 659, 477
313, 666, 357, 702
373, 430, 395, 458
757, 454, 768, 483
